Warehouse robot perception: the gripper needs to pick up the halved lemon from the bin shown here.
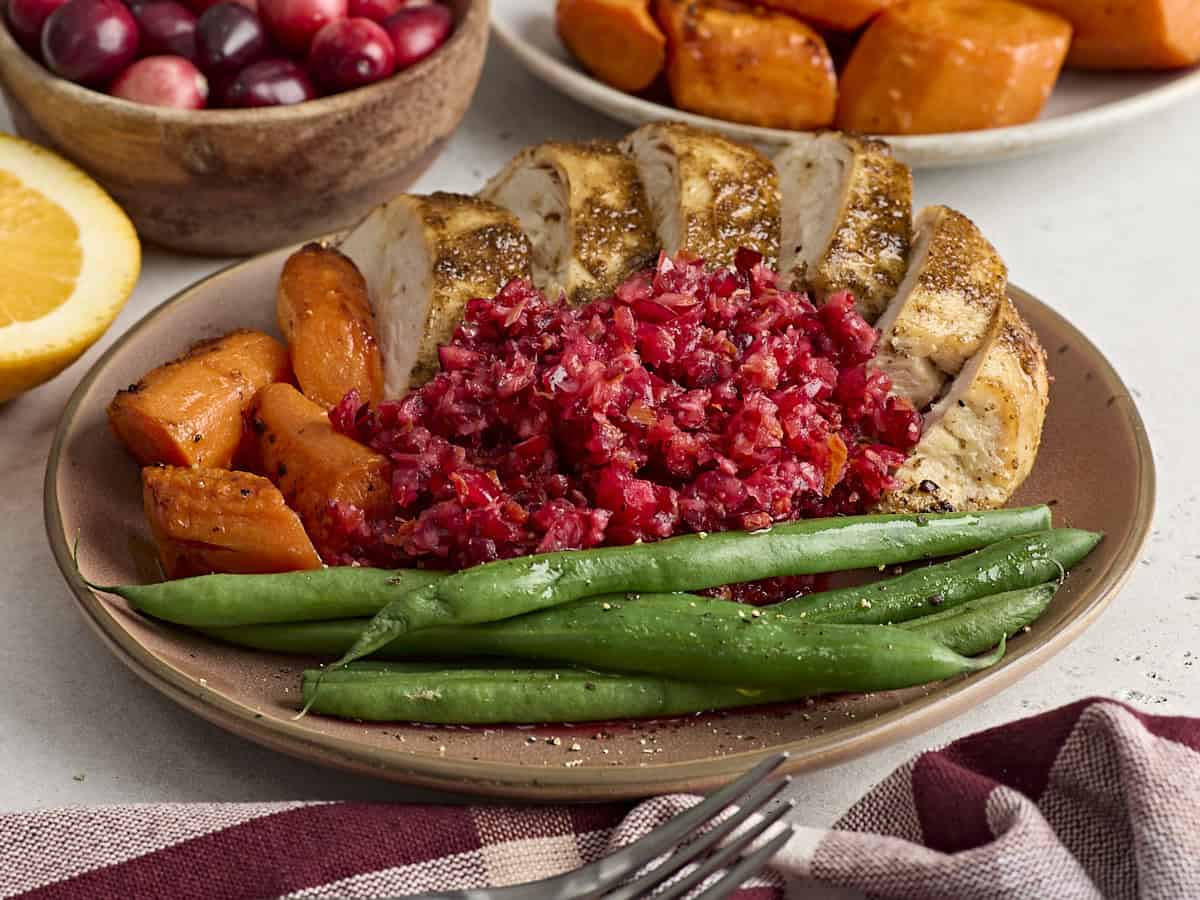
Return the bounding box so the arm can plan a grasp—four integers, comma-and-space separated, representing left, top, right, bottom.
0, 134, 140, 403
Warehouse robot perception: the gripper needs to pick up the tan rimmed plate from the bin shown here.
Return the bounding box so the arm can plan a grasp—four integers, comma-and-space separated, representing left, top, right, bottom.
45, 246, 1155, 801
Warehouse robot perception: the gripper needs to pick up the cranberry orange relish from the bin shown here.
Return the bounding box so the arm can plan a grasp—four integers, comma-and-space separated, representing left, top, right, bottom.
329, 251, 923, 589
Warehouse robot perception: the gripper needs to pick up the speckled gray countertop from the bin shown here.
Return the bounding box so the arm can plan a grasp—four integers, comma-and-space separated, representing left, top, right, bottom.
1, 40, 1196, 822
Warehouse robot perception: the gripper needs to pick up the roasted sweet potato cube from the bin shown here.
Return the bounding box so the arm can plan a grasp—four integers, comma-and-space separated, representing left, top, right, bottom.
142, 466, 322, 578
108, 330, 291, 469
1027, 0, 1200, 69
277, 243, 385, 410
249, 382, 391, 555
762, 0, 898, 30
836, 0, 1072, 135
655, 0, 837, 130
557, 0, 666, 92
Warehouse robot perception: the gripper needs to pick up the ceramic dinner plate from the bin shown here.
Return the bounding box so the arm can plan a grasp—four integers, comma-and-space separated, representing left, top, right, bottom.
490, 0, 1200, 168
46, 246, 1154, 800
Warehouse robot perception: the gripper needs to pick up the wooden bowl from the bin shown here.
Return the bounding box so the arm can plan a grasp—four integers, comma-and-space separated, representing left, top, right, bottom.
0, 0, 488, 256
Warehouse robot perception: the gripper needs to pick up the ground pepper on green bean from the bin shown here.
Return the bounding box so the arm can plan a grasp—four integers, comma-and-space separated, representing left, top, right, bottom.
295, 584, 1057, 724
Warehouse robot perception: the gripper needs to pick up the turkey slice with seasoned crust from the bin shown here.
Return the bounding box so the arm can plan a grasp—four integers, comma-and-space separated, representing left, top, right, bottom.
877, 298, 1049, 513
338, 192, 531, 399
872, 205, 1008, 410
776, 131, 911, 321
481, 140, 658, 303
620, 122, 780, 269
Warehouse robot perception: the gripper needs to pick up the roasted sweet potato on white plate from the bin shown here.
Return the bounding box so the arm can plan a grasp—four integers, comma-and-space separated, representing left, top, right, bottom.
556, 0, 666, 92
1026, 0, 1200, 69
654, 0, 837, 131
837, 0, 1072, 135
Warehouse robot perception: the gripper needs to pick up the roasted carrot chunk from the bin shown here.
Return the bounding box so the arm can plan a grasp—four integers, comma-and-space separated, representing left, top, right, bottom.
249, 382, 391, 555
142, 466, 321, 578
557, 0, 666, 93
277, 243, 385, 410
655, 0, 837, 130
108, 330, 291, 469
1027, 0, 1200, 69
761, 0, 898, 30
836, 0, 1072, 135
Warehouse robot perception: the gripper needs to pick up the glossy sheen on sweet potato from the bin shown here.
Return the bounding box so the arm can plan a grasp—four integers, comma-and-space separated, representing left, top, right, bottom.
249, 382, 391, 556
655, 0, 837, 130
1027, 0, 1200, 68
142, 465, 321, 578
108, 330, 291, 469
837, 0, 1072, 135
277, 243, 384, 410
762, 0, 898, 30
557, 0, 666, 92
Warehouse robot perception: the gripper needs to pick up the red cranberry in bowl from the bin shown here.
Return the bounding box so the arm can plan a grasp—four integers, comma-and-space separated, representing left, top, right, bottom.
110, 54, 208, 107
258, 0, 346, 53
6, 0, 69, 53
345, 0, 421, 23
221, 56, 314, 105
381, 2, 449, 70
194, 1, 268, 75
184, 0, 253, 12
308, 17, 393, 91
132, 1, 198, 59
41, 0, 139, 84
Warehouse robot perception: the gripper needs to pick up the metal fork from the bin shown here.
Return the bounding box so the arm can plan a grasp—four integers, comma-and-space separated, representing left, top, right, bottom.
405, 753, 794, 900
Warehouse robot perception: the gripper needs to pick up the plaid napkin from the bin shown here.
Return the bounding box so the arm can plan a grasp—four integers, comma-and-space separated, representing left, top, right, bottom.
2, 698, 1197, 899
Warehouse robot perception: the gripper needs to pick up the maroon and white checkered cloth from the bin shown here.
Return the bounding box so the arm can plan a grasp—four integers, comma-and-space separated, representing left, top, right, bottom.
3, 698, 1198, 899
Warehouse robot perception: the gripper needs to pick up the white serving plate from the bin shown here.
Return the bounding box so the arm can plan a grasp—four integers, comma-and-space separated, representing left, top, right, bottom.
492, 0, 1200, 167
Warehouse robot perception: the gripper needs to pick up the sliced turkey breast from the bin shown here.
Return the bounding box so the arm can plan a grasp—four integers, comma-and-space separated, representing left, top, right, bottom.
872, 206, 1008, 410
480, 140, 659, 303
776, 132, 911, 321
877, 298, 1049, 513
338, 192, 531, 399
620, 122, 780, 269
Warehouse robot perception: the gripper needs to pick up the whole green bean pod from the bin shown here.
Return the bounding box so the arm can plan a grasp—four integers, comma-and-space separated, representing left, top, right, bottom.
330, 506, 1052, 671
299, 664, 795, 724
85, 568, 446, 627
341, 594, 1004, 690
901, 583, 1058, 656
778, 529, 1098, 625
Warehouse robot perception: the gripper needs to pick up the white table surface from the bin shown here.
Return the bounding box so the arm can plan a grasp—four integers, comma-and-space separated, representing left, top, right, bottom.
1, 40, 1197, 823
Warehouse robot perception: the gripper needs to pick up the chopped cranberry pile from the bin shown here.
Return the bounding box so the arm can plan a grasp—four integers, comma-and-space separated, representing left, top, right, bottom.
329, 252, 922, 601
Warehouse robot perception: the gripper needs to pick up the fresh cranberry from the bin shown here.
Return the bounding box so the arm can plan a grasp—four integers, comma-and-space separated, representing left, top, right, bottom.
110, 54, 208, 106
258, 0, 345, 53
6, 0, 69, 53
132, 1, 197, 58
307, 17, 393, 91
184, 0, 253, 11
194, 1, 267, 75
220, 56, 313, 105
345, 0, 419, 23
380, 1, 447, 69
41, 0, 138, 84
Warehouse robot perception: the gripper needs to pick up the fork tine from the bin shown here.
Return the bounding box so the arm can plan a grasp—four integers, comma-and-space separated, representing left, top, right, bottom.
691, 827, 793, 900
545, 752, 789, 900
638, 795, 794, 900
603, 777, 791, 900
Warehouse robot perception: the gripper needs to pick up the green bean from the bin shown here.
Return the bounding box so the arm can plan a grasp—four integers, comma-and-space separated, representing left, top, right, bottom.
330, 506, 1052, 672
901, 583, 1058, 656
354, 593, 1003, 689
777, 529, 1099, 624
298, 664, 796, 724
85, 568, 446, 627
